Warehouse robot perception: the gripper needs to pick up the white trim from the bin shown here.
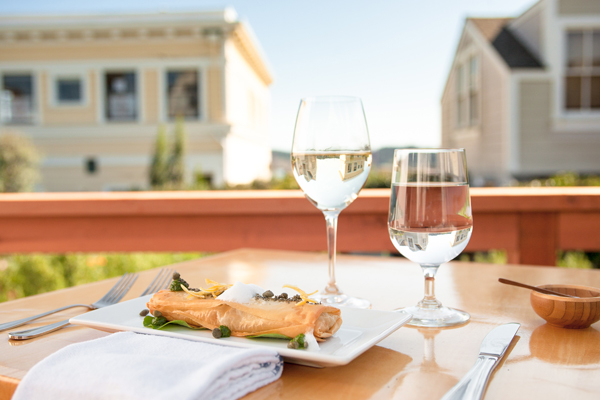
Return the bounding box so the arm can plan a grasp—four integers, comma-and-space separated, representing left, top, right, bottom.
47, 69, 89, 108
0, 58, 217, 70
553, 21, 600, 127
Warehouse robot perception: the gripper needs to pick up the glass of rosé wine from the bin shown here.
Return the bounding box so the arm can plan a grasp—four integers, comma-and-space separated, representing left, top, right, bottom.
388, 148, 472, 327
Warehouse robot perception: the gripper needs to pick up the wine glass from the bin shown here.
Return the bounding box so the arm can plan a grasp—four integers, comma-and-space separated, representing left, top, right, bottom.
388, 149, 473, 327
291, 96, 372, 308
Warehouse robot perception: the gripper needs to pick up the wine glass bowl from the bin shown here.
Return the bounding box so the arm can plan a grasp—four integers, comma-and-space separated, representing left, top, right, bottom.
291, 96, 371, 308
388, 149, 473, 327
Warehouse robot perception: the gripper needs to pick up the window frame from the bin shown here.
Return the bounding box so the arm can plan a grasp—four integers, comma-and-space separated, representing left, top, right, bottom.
563, 28, 600, 112
103, 69, 140, 123
164, 68, 201, 121
0, 70, 37, 125
49, 71, 88, 108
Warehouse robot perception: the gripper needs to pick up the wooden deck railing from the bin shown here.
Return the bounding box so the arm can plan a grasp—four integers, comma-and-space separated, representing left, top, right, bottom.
1, 187, 599, 266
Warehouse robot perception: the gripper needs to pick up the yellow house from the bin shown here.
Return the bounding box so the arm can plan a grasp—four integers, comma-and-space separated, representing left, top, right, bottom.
0, 8, 273, 191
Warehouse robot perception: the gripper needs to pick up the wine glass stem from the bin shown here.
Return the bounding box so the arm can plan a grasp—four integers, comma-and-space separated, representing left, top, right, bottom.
419, 265, 442, 310
324, 211, 342, 295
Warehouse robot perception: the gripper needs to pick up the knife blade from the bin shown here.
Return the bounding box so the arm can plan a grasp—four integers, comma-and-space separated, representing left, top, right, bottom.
440, 323, 520, 400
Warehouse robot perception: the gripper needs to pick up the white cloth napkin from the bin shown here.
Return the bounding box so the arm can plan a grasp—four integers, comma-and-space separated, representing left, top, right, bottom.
12, 331, 283, 400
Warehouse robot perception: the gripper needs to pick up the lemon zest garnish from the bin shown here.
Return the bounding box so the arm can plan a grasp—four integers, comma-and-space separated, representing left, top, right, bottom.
180, 279, 232, 299
283, 285, 319, 307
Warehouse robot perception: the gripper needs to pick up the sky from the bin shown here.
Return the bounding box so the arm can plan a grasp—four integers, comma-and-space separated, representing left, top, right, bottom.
0, 0, 539, 152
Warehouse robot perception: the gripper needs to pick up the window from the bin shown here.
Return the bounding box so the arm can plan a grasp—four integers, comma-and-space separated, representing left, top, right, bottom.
565, 30, 600, 110
105, 72, 137, 121
56, 78, 82, 103
2, 74, 34, 124
85, 157, 98, 174
167, 70, 199, 119
456, 65, 465, 127
455, 56, 479, 127
468, 57, 479, 125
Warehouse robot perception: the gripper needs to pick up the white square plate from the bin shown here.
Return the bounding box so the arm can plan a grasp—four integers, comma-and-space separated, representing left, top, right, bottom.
70, 296, 412, 367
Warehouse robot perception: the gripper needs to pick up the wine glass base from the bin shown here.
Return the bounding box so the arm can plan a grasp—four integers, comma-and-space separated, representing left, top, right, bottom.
313, 293, 371, 309
398, 306, 469, 328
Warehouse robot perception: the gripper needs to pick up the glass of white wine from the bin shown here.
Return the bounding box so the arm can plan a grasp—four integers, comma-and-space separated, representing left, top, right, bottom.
388, 149, 473, 327
291, 96, 372, 308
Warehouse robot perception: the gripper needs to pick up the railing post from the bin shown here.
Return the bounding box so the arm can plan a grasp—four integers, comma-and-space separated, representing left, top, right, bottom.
518, 212, 558, 266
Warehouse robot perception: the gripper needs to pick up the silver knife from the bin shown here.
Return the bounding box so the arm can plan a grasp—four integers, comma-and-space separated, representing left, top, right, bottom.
440, 323, 520, 400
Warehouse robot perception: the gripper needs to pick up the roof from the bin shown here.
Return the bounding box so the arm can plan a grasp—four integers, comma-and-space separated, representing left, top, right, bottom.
491, 27, 543, 68
469, 18, 512, 41
469, 17, 543, 69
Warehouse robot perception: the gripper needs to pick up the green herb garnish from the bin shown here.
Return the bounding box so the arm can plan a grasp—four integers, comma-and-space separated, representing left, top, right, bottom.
143, 315, 204, 330
287, 333, 308, 349
169, 278, 190, 292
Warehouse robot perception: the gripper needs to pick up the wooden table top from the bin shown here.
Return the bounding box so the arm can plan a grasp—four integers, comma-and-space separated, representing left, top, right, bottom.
1, 248, 600, 400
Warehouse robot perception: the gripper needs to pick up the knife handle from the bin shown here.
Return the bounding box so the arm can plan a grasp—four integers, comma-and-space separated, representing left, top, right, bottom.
464, 355, 498, 400
441, 355, 498, 400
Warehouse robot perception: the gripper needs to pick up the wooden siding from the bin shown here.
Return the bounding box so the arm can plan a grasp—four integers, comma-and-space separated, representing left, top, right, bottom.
206, 66, 224, 123
441, 29, 509, 185
519, 81, 600, 175
0, 40, 216, 62
558, 0, 600, 15
143, 69, 159, 123
41, 71, 97, 125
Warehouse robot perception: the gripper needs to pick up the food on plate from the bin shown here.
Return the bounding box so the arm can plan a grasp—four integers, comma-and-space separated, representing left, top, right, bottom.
144, 274, 343, 348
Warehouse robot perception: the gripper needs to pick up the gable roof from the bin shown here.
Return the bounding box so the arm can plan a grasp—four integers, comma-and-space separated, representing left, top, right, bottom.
469, 18, 512, 41
469, 17, 543, 69
492, 28, 543, 68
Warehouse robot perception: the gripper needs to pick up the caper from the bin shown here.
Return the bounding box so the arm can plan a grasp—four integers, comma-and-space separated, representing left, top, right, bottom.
212, 328, 222, 338
287, 340, 299, 349
280, 292, 288, 299
263, 290, 274, 298
172, 272, 181, 280
139, 309, 149, 316
153, 310, 163, 318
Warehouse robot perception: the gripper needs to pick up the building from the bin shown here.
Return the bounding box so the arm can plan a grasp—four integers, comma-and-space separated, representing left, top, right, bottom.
0, 9, 273, 191
441, 0, 600, 186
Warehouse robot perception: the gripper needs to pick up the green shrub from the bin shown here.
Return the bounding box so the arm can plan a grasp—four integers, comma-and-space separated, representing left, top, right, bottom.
0, 252, 206, 303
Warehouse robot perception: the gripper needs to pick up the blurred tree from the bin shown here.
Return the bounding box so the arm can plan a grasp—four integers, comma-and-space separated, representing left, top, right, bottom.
167, 117, 186, 189
0, 133, 39, 192
149, 124, 169, 189
364, 169, 392, 188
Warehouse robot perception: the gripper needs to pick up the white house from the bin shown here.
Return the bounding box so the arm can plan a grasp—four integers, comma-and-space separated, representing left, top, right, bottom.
441, 0, 600, 186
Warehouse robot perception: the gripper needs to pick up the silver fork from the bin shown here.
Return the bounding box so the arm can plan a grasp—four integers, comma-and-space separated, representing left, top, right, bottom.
7, 273, 139, 340
139, 268, 173, 296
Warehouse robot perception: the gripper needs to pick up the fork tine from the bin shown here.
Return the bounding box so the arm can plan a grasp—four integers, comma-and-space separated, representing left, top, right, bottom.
158, 269, 174, 291
96, 273, 132, 304
105, 273, 138, 304
140, 268, 173, 296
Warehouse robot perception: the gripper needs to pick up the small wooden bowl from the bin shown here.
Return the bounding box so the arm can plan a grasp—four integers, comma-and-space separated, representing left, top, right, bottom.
530, 284, 600, 329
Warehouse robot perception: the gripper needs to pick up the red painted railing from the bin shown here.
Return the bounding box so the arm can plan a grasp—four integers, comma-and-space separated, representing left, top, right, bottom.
1, 187, 599, 266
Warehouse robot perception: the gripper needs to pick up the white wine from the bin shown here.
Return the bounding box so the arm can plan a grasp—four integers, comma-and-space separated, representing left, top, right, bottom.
292, 151, 372, 211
